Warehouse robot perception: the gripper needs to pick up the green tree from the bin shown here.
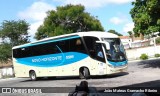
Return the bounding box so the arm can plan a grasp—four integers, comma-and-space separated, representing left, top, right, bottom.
0, 20, 30, 46
108, 29, 123, 36
35, 4, 104, 40
0, 43, 12, 63
0, 20, 30, 62
127, 31, 132, 36
128, 31, 134, 41
130, 0, 160, 37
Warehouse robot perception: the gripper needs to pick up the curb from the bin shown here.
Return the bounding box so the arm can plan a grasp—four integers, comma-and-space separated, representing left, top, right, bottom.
128, 57, 160, 63
0, 77, 16, 81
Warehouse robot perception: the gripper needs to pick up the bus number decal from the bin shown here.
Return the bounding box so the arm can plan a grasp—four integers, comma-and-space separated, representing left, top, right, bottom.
66, 55, 74, 59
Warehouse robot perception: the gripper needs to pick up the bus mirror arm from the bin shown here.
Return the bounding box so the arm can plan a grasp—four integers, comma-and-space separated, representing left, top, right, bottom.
96, 41, 110, 50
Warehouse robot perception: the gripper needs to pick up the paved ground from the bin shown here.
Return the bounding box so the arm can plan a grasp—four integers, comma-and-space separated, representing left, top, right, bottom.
0, 59, 160, 96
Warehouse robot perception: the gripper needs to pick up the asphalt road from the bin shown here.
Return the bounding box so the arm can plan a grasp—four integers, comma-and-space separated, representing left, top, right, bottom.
0, 58, 160, 96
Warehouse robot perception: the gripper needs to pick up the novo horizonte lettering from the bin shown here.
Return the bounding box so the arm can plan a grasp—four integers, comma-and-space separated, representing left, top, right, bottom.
32, 55, 74, 63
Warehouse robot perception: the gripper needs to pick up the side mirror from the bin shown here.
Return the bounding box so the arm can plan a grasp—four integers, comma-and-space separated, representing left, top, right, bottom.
105, 42, 110, 50
96, 41, 110, 50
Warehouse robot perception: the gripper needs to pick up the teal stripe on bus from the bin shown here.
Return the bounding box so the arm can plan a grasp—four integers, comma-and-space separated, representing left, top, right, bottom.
16, 52, 88, 67
108, 60, 127, 67
20, 35, 80, 48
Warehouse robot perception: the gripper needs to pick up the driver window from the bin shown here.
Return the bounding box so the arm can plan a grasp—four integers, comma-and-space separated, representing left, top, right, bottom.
83, 36, 105, 62
95, 44, 105, 62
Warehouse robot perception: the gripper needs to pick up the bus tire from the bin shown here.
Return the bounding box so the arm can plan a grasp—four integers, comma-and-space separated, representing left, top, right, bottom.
29, 71, 37, 81
79, 67, 90, 79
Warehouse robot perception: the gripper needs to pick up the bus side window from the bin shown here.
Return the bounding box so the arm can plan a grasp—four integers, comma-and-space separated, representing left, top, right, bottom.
13, 49, 19, 58
58, 40, 70, 52
95, 44, 105, 62
21, 47, 29, 58
69, 38, 86, 53
83, 36, 99, 58
31, 42, 60, 57
83, 36, 105, 62
75, 39, 82, 51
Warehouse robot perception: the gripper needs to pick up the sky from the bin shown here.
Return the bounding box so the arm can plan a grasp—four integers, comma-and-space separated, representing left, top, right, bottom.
0, 0, 134, 41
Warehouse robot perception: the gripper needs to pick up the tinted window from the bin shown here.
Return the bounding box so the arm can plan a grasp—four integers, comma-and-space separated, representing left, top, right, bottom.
58, 40, 70, 52
32, 42, 60, 56
13, 42, 60, 58
13, 47, 32, 58
83, 36, 99, 58
13, 37, 87, 58
69, 38, 86, 53
84, 36, 105, 62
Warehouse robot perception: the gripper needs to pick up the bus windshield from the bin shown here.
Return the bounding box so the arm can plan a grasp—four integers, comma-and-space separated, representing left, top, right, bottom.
103, 38, 127, 62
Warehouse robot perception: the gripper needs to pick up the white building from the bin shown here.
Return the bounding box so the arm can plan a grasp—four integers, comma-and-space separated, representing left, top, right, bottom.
119, 36, 151, 49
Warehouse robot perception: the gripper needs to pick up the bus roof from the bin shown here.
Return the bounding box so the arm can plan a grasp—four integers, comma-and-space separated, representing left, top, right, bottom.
78, 31, 118, 38
12, 31, 118, 49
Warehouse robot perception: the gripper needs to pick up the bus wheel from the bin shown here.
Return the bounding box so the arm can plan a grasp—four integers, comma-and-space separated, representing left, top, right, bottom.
29, 71, 37, 81
79, 67, 90, 79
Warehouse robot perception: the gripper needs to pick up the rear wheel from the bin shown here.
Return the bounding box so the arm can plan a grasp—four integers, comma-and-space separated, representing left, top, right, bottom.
29, 71, 37, 81
79, 68, 90, 79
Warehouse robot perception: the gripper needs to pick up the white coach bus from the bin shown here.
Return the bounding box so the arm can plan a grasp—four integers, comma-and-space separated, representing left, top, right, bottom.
12, 31, 128, 80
